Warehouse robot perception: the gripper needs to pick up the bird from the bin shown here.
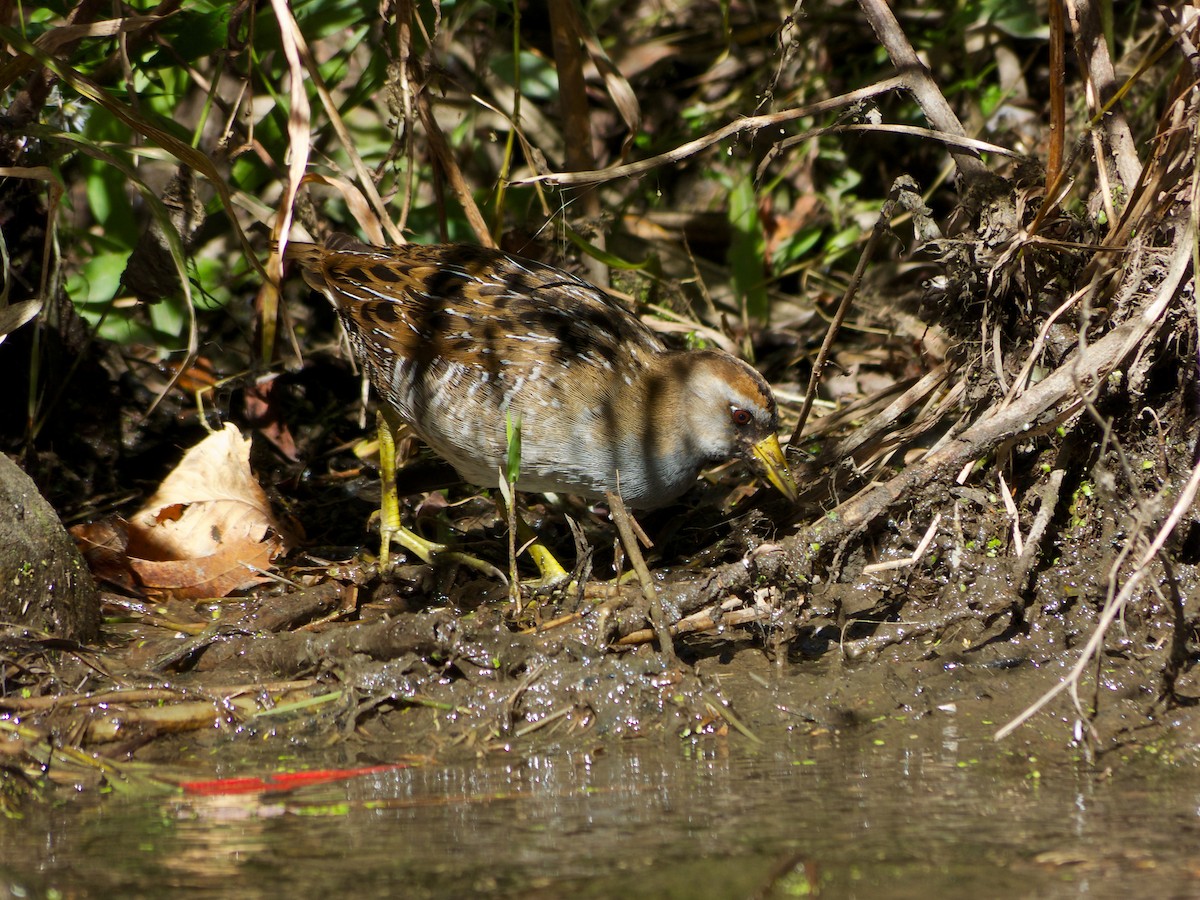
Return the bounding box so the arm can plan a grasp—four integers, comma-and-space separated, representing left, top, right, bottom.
283, 234, 797, 574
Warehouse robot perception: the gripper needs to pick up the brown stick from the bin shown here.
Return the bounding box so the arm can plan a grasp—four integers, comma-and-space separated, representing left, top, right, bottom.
513, 77, 907, 187
607, 490, 675, 662
547, 0, 607, 283
1046, 0, 1067, 187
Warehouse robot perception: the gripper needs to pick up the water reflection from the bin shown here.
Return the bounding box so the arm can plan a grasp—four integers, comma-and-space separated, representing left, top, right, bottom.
3, 717, 1200, 898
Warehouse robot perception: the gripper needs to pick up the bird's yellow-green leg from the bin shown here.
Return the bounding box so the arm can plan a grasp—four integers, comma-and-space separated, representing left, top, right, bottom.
512, 513, 571, 588
375, 411, 502, 578
376, 411, 446, 569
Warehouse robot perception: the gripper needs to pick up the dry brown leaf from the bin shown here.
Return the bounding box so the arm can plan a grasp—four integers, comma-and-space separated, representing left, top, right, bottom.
127, 423, 283, 598
71, 517, 136, 591
130, 541, 277, 599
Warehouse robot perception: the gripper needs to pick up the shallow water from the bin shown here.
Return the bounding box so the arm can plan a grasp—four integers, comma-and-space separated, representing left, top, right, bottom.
3, 693, 1199, 900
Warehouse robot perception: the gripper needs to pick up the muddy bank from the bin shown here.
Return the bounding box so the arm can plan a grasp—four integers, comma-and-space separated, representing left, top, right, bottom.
4, 519, 1197, 791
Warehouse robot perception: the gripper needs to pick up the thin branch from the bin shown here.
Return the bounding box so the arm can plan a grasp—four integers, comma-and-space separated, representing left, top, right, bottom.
511, 77, 907, 187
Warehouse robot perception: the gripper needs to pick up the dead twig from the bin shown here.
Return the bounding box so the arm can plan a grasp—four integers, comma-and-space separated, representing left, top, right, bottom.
512, 77, 907, 187
1012, 469, 1066, 595
861, 514, 942, 575
0, 680, 319, 713
607, 490, 675, 661
615, 593, 777, 647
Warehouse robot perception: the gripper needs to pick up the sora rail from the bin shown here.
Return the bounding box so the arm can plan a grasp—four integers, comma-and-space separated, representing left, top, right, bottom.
285, 235, 797, 569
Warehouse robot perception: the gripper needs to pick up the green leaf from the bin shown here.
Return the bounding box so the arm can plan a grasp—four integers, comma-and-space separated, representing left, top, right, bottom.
728, 170, 768, 321
565, 229, 649, 271
153, 6, 231, 65
505, 410, 522, 486
67, 250, 128, 307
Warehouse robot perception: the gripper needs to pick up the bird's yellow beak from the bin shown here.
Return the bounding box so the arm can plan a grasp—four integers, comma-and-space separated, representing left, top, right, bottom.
751, 433, 798, 503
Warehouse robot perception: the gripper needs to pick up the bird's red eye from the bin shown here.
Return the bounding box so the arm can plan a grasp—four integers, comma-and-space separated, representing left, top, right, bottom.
730, 406, 753, 427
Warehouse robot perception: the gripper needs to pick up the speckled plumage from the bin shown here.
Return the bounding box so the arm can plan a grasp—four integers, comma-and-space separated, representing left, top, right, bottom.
285, 235, 796, 508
